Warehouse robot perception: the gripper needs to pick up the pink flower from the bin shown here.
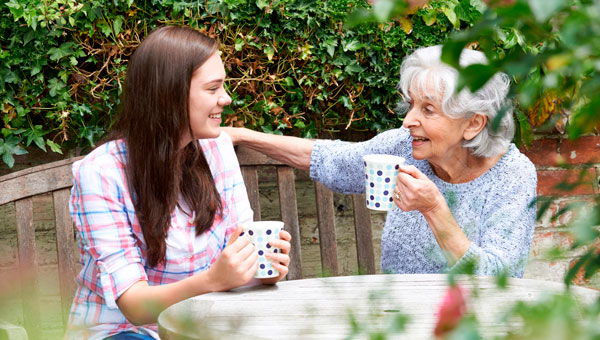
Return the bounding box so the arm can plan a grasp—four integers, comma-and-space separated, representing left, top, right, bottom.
433, 284, 467, 339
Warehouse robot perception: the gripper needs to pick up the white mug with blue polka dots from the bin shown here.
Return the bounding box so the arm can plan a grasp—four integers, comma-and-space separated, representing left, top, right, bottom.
363, 154, 405, 211
240, 221, 284, 278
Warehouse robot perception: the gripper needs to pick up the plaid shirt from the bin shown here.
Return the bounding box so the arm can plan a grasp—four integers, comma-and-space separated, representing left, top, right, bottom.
66, 133, 253, 340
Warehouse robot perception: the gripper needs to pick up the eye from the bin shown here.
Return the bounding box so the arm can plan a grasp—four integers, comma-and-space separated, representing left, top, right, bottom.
424, 105, 435, 115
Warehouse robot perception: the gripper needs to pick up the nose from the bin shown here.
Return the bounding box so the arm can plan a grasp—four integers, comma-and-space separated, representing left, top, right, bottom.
218, 91, 232, 107
402, 107, 420, 129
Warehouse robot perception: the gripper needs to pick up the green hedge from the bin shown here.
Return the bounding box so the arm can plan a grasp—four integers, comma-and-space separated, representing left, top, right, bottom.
1, 0, 482, 167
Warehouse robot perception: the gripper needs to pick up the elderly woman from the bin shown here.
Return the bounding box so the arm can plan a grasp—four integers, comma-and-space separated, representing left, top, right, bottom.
223, 45, 537, 277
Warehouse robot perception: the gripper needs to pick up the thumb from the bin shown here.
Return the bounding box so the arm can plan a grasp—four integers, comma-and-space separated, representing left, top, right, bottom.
227, 225, 244, 246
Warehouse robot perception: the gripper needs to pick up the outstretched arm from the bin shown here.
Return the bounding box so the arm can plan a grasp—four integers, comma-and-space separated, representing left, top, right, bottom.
221, 127, 314, 171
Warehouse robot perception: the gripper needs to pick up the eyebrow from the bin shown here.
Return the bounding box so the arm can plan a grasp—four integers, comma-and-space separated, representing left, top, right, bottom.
202, 79, 224, 86
407, 91, 437, 102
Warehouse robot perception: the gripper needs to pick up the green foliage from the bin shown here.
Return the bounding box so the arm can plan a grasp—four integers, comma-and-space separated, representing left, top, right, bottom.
439, 0, 600, 143
0, 0, 484, 167
358, 1, 600, 339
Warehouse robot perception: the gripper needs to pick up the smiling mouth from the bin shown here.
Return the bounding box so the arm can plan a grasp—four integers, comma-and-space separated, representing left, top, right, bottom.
208, 113, 221, 119
412, 137, 429, 142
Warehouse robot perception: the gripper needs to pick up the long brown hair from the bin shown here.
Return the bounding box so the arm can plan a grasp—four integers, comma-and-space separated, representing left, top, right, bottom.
111, 26, 223, 267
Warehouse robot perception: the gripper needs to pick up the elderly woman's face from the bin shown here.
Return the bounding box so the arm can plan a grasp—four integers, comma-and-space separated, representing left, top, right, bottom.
401, 87, 472, 165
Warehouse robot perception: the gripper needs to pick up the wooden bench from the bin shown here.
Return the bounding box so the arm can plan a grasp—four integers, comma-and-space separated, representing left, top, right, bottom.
0, 146, 376, 339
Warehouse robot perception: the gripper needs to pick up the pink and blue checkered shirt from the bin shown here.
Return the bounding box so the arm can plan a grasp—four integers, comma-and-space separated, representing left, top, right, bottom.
66, 132, 253, 339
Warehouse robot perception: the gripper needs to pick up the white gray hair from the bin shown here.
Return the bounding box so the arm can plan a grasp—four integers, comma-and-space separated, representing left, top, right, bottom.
398, 45, 514, 158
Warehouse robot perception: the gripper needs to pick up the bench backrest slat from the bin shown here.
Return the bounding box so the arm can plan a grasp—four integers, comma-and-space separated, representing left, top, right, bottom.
352, 194, 376, 274
0, 158, 81, 205
53, 188, 78, 325
240, 166, 261, 222
314, 181, 339, 276
276, 167, 303, 280
14, 197, 42, 340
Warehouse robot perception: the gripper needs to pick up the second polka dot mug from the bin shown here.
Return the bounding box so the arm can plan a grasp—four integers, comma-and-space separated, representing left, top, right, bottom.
240, 221, 284, 278
363, 154, 405, 211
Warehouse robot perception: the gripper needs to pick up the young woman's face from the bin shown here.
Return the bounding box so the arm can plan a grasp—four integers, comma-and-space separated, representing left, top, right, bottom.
187, 52, 231, 141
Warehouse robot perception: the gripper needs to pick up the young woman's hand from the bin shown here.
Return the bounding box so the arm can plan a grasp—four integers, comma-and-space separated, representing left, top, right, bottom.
260, 230, 292, 285
207, 226, 258, 291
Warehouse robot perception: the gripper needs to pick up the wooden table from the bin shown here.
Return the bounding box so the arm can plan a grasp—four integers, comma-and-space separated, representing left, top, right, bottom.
158, 274, 598, 340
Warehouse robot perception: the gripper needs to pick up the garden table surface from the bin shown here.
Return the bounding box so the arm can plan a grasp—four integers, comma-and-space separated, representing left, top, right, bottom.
158, 274, 598, 340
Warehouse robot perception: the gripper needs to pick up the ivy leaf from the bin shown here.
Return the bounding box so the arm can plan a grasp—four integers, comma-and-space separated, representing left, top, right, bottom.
113, 17, 123, 36
455, 0, 472, 21
339, 95, 353, 109
343, 40, 362, 52
48, 78, 66, 97
344, 63, 365, 74
264, 45, 275, 61
256, 0, 269, 10
99, 21, 112, 37
46, 140, 63, 154
31, 62, 42, 76
294, 120, 306, 129
23, 124, 48, 150
399, 17, 413, 35
48, 43, 74, 61
0, 136, 28, 168
323, 38, 338, 57
442, 6, 460, 29
422, 10, 437, 26
23, 30, 34, 45
284, 77, 294, 87
235, 38, 245, 51
516, 109, 533, 146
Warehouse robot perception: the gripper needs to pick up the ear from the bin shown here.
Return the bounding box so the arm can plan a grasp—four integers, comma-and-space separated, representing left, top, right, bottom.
463, 114, 487, 141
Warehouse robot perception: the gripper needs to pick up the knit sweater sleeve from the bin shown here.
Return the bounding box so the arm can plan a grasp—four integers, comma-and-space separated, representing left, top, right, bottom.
450, 156, 537, 278
309, 128, 411, 194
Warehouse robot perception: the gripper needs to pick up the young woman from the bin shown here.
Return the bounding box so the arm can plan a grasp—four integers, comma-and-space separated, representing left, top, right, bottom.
66, 26, 291, 340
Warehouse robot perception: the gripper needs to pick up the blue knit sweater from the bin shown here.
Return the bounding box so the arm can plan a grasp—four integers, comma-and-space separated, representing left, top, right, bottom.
310, 127, 537, 277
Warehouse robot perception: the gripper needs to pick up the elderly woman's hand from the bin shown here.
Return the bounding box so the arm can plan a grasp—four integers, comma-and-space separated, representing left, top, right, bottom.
393, 165, 446, 214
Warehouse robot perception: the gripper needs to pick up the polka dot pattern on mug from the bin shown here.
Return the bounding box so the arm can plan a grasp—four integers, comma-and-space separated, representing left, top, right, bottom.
242, 221, 284, 278
363, 154, 404, 211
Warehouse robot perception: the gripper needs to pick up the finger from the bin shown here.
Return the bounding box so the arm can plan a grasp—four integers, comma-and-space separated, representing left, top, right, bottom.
268, 239, 291, 254
279, 230, 292, 242
227, 225, 244, 247
236, 241, 256, 260
270, 262, 289, 276
399, 165, 427, 180
226, 234, 251, 253
392, 189, 402, 202
265, 253, 290, 266
396, 170, 417, 187
240, 248, 259, 273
